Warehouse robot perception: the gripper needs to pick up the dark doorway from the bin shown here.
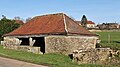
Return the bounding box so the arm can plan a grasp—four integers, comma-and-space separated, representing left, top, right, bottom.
19, 38, 29, 46
32, 37, 45, 53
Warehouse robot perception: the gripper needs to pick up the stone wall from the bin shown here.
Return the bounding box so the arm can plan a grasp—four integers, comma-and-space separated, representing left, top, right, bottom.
5, 45, 41, 54
72, 48, 120, 64
1, 37, 41, 54
45, 35, 98, 54
1, 37, 22, 47
1, 35, 99, 55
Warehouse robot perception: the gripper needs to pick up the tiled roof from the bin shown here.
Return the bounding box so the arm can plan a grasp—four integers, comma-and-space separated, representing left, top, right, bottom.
87, 21, 95, 24
76, 21, 95, 24
4, 13, 97, 36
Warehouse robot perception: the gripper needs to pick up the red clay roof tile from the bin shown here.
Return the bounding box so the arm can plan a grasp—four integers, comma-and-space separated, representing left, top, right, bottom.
87, 21, 95, 24
76, 21, 95, 24
4, 13, 97, 36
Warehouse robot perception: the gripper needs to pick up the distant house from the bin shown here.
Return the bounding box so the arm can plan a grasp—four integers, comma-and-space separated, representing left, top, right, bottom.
76, 15, 96, 29
76, 20, 96, 29
1, 13, 98, 54
97, 23, 119, 30
86, 21, 95, 29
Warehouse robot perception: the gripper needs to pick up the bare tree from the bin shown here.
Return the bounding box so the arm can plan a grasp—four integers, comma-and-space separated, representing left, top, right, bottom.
26, 17, 32, 22
14, 16, 21, 20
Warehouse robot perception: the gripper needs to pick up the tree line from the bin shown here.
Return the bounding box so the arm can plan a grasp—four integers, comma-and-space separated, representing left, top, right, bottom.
0, 16, 21, 41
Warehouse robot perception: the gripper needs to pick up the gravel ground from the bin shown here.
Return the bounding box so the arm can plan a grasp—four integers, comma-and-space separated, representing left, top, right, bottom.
0, 57, 49, 67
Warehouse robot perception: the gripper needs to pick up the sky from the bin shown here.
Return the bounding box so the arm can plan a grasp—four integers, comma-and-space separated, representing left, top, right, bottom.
0, 0, 120, 24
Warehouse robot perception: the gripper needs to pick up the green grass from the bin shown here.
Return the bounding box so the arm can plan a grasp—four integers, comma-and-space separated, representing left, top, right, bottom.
95, 31, 120, 66
95, 31, 120, 50
0, 45, 109, 67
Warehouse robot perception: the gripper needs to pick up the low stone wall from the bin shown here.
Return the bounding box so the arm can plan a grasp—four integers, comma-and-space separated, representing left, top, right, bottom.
4, 45, 41, 54
45, 35, 98, 54
1, 37, 22, 46
72, 48, 120, 64
1, 37, 42, 54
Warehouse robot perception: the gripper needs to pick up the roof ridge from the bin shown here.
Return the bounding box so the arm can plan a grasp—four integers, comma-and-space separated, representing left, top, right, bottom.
28, 13, 64, 22
62, 13, 68, 33
34, 13, 64, 17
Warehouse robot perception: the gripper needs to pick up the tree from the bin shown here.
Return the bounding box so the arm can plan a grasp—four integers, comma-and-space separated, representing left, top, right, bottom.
14, 16, 21, 20
81, 15, 87, 28
26, 17, 32, 22
0, 17, 20, 40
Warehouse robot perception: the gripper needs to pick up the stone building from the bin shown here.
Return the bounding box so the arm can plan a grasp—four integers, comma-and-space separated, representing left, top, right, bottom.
86, 21, 95, 29
76, 21, 96, 29
1, 13, 98, 54
97, 23, 119, 30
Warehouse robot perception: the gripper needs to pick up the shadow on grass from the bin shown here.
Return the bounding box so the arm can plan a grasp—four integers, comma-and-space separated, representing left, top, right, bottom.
113, 41, 120, 43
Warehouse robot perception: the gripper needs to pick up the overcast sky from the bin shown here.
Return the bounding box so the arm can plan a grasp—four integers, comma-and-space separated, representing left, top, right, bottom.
0, 0, 120, 24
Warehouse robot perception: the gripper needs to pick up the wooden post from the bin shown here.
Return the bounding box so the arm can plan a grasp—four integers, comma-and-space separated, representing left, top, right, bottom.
108, 34, 111, 43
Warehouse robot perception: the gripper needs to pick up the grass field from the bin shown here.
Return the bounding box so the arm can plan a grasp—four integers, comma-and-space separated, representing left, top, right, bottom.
0, 45, 111, 67
95, 31, 120, 50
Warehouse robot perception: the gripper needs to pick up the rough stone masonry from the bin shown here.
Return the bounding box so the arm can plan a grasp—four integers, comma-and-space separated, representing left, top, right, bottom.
72, 48, 120, 64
